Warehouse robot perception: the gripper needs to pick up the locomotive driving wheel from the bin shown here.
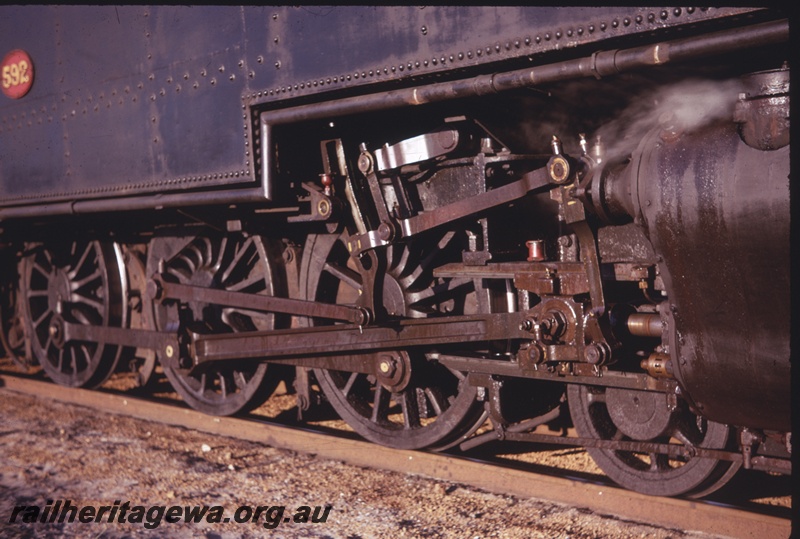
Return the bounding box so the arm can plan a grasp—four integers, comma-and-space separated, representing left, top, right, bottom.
303, 230, 487, 450
148, 233, 285, 416
21, 240, 126, 388
567, 384, 740, 497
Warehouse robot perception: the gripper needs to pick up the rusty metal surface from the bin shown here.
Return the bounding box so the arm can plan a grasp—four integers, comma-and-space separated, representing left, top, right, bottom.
0, 373, 790, 539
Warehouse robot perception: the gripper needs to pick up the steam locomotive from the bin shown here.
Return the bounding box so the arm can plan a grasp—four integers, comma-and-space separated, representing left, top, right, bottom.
0, 6, 790, 498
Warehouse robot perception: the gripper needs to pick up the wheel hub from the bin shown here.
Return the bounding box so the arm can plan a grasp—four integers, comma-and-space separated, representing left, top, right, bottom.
374, 351, 411, 392
46, 268, 71, 314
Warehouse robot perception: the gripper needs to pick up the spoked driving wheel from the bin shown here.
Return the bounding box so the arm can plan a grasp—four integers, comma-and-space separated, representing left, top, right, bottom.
149, 233, 285, 416
303, 230, 487, 450
567, 384, 741, 497
21, 240, 125, 388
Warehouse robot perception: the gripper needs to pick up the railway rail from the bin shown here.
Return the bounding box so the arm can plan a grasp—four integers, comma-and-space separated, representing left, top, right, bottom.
0, 368, 791, 539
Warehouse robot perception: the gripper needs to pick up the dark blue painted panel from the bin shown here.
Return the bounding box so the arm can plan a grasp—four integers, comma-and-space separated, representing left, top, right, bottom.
0, 6, 764, 207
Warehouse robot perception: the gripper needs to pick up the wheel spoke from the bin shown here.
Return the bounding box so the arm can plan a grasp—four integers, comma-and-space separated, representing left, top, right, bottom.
225, 272, 265, 293
221, 237, 254, 284
67, 242, 94, 280
32, 262, 51, 279
424, 387, 445, 416
217, 372, 228, 399
399, 390, 421, 429
73, 295, 104, 316
322, 261, 361, 291
234, 370, 248, 391
370, 384, 389, 423
341, 372, 359, 398
32, 308, 52, 330
69, 269, 104, 291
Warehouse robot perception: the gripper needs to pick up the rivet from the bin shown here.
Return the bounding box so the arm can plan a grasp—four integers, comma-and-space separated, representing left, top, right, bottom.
535, 36, 542, 43
600, 22, 607, 31
577, 27, 584, 35
588, 24, 595, 32
555, 31, 562, 39
623, 17, 631, 26
661, 10, 668, 19
524, 37, 531, 45
674, 8, 682, 16
544, 33, 550, 41
612, 19, 619, 28
566, 29, 573, 37
636, 15, 643, 23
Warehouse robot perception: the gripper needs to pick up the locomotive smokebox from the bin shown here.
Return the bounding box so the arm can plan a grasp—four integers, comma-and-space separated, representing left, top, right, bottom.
599, 71, 790, 431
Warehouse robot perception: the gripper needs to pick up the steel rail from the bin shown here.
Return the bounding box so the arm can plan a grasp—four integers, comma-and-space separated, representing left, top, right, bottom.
0, 372, 790, 539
